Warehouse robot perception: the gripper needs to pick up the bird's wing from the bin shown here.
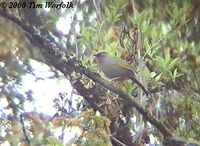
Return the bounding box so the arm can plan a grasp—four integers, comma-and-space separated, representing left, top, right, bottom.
115, 62, 133, 71
108, 56, 133, 71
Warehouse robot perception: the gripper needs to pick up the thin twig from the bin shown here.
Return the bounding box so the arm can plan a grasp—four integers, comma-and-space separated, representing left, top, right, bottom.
92, 0, 102, 22
111, 136, 127, 146
20, 114, 30, 144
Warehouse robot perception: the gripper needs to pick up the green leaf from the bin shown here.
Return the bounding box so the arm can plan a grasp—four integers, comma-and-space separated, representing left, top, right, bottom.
155, 73, 162, 82
47, 137, 64, 146
150, 72, 157, 78
167, 58, 179, 70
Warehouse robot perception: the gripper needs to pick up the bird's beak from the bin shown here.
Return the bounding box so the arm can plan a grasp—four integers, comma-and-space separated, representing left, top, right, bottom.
91, 50, 98, 56
92, 51, 107, 57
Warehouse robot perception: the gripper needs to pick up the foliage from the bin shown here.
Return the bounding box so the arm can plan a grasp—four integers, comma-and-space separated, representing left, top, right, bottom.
0, 0, 200, 145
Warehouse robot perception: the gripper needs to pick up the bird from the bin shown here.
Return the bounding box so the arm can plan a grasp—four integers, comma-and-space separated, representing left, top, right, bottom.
93, 51, 151, 96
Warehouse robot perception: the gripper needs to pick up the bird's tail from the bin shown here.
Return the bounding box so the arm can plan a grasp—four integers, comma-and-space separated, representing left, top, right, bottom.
129, 74, 151, 96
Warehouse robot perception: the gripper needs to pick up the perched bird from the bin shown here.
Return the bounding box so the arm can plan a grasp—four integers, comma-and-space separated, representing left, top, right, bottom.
93, 51, 150, 96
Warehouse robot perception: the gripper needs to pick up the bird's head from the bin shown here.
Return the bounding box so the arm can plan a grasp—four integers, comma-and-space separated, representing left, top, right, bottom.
92, 51, 108, 58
